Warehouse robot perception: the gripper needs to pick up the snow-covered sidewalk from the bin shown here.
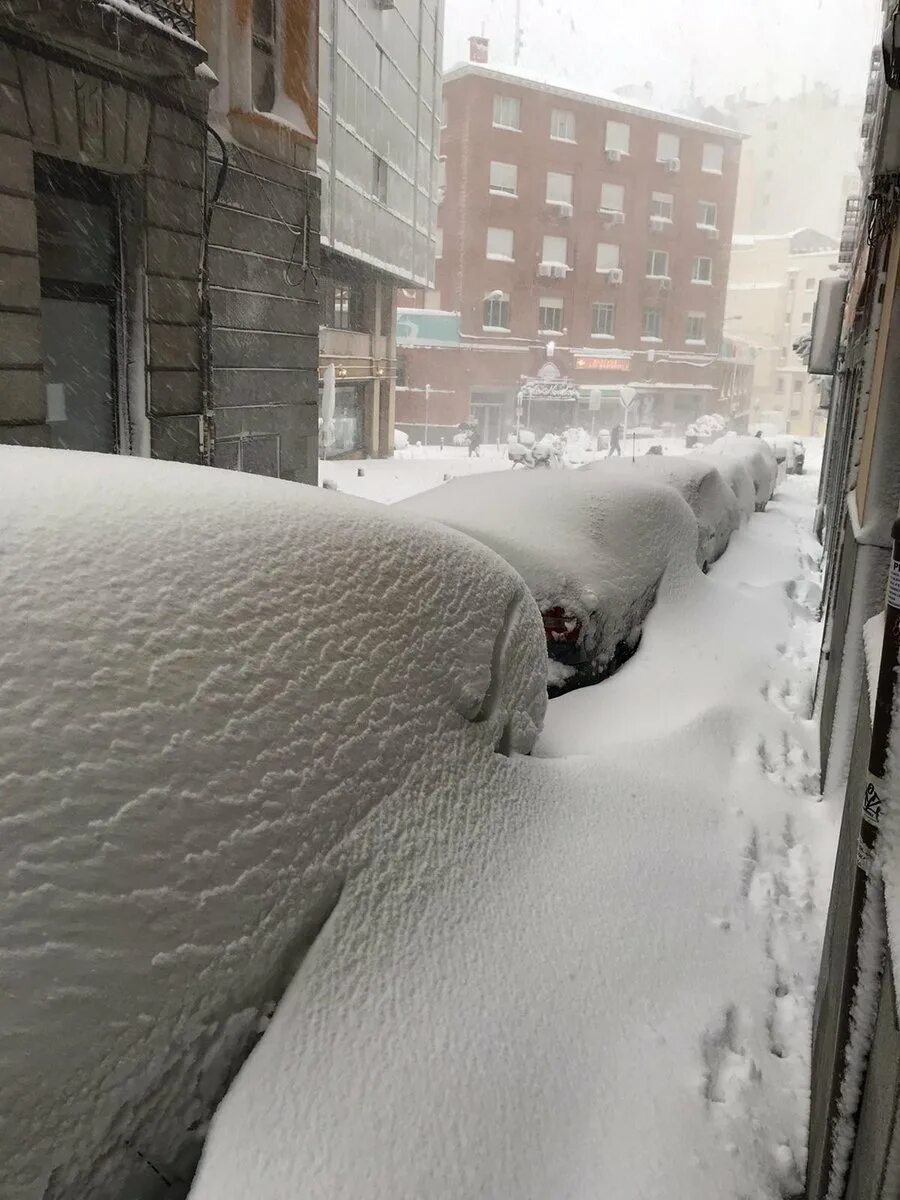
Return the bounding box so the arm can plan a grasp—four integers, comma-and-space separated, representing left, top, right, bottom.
192, 457, 833, 1199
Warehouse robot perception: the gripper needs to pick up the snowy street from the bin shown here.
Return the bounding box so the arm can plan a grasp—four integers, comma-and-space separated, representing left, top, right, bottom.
190, 452, 834, 1198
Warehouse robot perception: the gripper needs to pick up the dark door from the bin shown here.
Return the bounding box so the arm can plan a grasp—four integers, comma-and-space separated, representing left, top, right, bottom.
35, 156, 119, 453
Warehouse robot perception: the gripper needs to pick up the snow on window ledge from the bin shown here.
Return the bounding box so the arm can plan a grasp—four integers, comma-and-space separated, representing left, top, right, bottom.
482, 325, 511, 333
640, 336, 663, 343
685, 339, 707, 347
550, 135, 577, 144
489, 189, 518, 198
591, 333, 615, 340
696, 223, 718, 232
691, 278, 713, 286
486, 254, 515, 262
492, 122, 521, 132
701, 167, 723, 175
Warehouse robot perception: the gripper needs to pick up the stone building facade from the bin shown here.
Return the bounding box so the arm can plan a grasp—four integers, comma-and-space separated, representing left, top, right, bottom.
0, 0, 321, 483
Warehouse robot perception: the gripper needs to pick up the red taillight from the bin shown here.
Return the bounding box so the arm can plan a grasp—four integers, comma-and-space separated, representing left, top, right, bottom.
542, 606, 581, 643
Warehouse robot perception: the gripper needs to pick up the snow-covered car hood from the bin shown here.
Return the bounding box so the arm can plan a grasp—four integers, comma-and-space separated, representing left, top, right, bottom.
0, 447, 547, 1200
396, 469, 699, 636
701, 435, 778, 507
582, 455, 742, 567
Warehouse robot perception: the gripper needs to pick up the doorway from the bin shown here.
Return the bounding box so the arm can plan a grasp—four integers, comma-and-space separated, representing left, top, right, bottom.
35, 156, 121, 453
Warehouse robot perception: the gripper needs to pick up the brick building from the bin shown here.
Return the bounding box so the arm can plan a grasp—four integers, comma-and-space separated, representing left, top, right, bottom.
397, 46, 744, 442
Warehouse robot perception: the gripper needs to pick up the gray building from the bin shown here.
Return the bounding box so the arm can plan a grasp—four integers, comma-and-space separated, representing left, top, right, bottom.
317, 0, 442, 459
0, 0, 321, 484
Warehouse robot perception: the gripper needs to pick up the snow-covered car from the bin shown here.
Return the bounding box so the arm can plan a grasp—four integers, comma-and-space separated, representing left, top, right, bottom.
700, 434, 778, 511
769, 434, 805, 474
396, 470, 699, 694
582, 454, 741, 571
0, 447, 548, 1200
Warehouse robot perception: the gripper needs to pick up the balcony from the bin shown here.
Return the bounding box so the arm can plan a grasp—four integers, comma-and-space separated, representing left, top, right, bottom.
123, 0, 195, 38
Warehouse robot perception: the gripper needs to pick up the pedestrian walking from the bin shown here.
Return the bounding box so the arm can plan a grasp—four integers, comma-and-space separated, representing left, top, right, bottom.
468, 426, 481, 458
608, 423, 622, 457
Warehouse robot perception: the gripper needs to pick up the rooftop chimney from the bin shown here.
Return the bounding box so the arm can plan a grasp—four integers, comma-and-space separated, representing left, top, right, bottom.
469, 36, 489, 64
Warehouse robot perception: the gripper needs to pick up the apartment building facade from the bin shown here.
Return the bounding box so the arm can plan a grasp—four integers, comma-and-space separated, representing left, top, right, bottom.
396, 49, 743, 442
0, 0, 322, 482
316, 0, 442, 460
724, 228, 838, 436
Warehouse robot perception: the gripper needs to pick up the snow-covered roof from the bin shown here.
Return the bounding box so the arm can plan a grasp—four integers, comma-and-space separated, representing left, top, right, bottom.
443, 62, 745, 139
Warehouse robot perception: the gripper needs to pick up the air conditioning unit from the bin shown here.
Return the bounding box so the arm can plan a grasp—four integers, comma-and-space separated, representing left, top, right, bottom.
650, 214, 667, 230
537, 262, 553, 277
705, 226, 719, 240
658, 277, 672, 292
608, 268, 624, 285
665, 157, 681, 173
606, 148, 623, 163
610, 210, 625, 225
549, 263, 567, 278
547, 200, 573, 217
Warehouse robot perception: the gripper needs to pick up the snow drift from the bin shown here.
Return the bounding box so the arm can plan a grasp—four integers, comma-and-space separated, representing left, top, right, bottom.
0, 447, 547, 1200
701, 435, 779, 511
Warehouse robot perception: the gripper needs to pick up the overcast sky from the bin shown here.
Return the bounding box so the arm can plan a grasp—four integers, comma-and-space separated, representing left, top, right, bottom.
443, 0, 880, 109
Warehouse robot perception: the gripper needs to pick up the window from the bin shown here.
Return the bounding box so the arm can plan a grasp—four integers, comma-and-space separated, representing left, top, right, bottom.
322, 280, 361, 331
651, 192, 673, 220
380, 284, 393, 337
777, 377, 786, 393
600, 182, 625, 213
252, 0, 276, 112
793, 378, 804, 394
483, 291, 510, 329
436, 157, 446, 202
692, 256, 713, 283
698, 201, 717, 228
606, 120, 630, 153
538, 296, 564, 332
435, 227, 443, 258
542, 235, 568, 265
646, 249, 669, 277
592, 302, 615, 336
788, 274, 796, 290
596, 242, 620, 271
686, 313, 706, 342
546, 172, 573, 205
805, 277, 816, 290
489, 161, 518, 195
702, 143, 724, 173
486, 226, 514, 259
802, 311, 812, 325
657, 131, 680, 162
373, 154, 388, 203
492, 94, 521, 130
642, 307, 662, 338
551, 109, 575, 141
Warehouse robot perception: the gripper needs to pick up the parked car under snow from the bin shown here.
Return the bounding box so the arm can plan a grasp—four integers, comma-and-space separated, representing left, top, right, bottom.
396, 470, 699, 695
700, 434, 779, 511
0, 448, 548, 1200
581, 454, 741, 572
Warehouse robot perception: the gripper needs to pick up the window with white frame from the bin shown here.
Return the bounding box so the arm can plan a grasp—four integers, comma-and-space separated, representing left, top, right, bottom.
642, 307, 662, 338
698, 200, 718, 228
538, 296, 564, 332
605, 120, 630, 153
646, 248, 669, 277
657, 131, 680, 162
486, 226, 514, 260
483, 291, 510, 329
600, 182, 625, 213
702, 143, 724, 173
435, 227, 443, 258
542, 234, 568, 265
251, 0, 276, 112
546, 172, 573, 205
492, 94, 521, 130
551, 108, 575, 141
592, 302, 615, 336
651, 192, 673, 220
686, 312, 706, 342
596, 242, 620, 271
802, 310, 812, 324
692, 256, 713, 283
489, 160, 518, 195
